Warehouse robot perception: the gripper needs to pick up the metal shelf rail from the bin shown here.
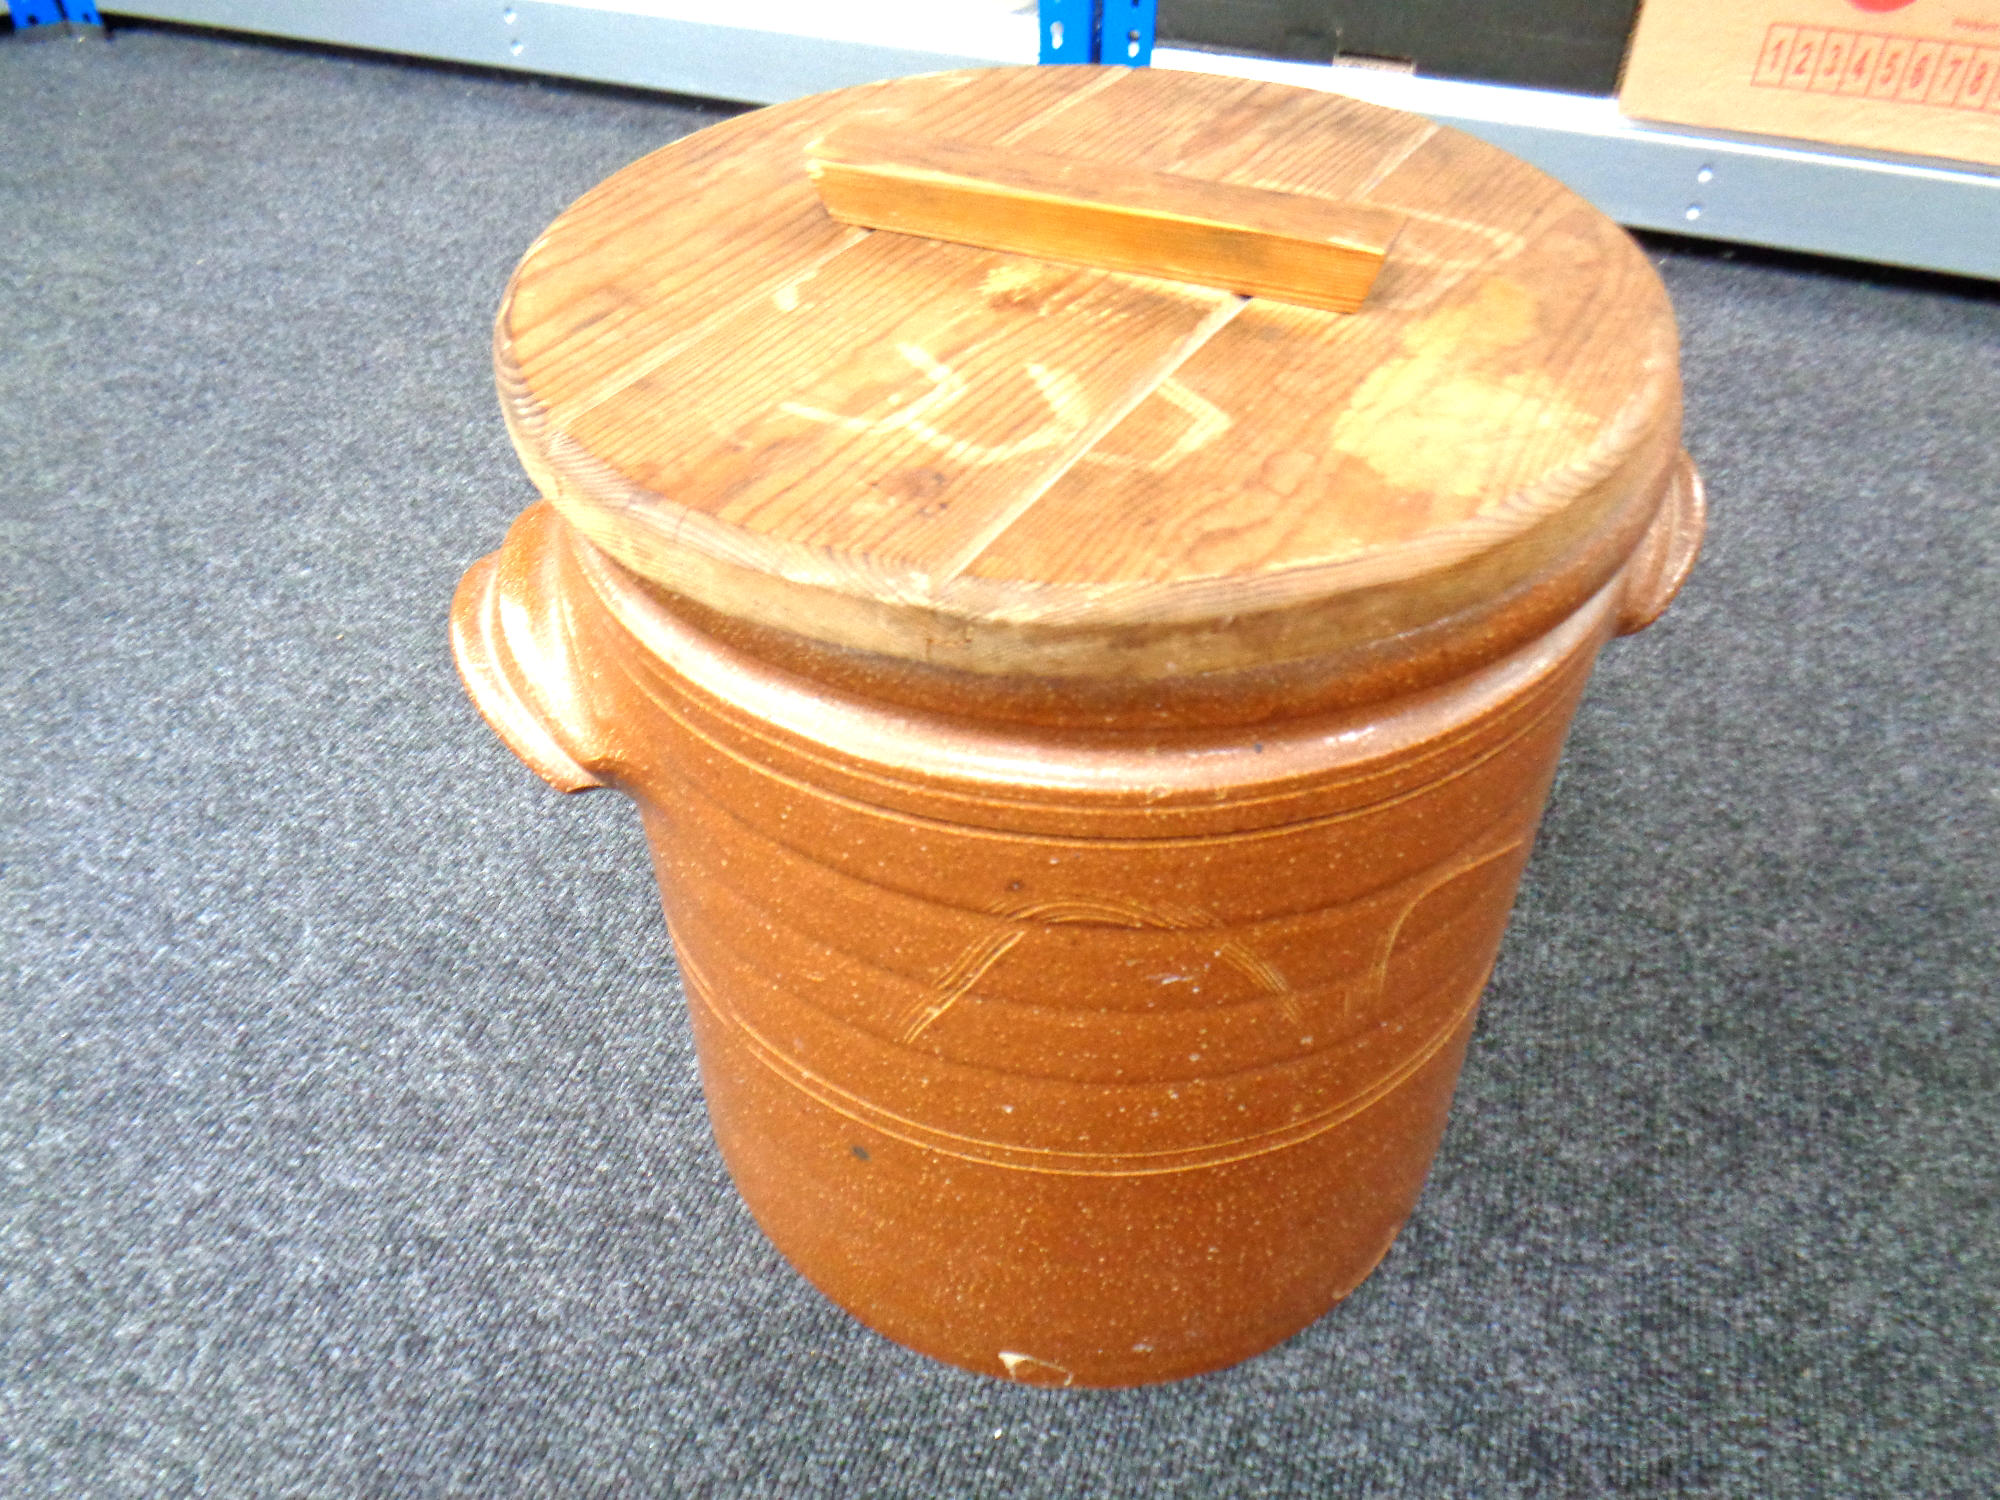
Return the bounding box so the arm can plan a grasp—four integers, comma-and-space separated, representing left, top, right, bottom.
88, 0, 2000, 279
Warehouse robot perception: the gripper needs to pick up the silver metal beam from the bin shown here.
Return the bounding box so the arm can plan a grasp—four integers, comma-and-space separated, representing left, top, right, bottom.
102, 1, 1037, 103
99, 2, 2000, 280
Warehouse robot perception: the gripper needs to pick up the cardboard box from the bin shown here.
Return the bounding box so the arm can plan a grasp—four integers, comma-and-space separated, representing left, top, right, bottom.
1620, 0, 2000, 169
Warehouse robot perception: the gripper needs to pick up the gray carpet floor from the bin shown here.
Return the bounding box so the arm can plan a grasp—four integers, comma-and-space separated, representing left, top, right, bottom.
4, 22, 1996, 1498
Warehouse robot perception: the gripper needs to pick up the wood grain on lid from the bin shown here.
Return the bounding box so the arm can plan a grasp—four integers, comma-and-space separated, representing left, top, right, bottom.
497, 67, 1681, 679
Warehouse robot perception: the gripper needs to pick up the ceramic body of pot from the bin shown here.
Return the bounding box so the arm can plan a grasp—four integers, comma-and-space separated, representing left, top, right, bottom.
453, 460, 1700, 1386
452, 66, 1704, 1386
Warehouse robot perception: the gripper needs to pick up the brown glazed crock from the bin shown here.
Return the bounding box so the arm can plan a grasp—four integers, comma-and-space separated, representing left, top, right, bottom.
451, 66, 1705, 1388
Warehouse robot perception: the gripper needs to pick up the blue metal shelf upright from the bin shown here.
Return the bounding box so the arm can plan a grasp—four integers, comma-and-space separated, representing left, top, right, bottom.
1039, 1, 1154, 67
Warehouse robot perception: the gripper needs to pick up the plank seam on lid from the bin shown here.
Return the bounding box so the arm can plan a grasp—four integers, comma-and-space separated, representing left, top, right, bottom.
1351, 122, 1440, 198
991, 65, 1127, 146
539, 226, 875, 433
932, 291, 1248, 585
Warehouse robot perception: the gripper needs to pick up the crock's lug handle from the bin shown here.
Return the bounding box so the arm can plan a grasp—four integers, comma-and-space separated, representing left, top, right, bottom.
451, 501, 609, 792
1618, 451, 1707, 636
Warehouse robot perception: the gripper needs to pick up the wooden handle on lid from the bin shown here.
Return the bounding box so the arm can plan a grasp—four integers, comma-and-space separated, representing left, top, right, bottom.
807, 128, 1404, 314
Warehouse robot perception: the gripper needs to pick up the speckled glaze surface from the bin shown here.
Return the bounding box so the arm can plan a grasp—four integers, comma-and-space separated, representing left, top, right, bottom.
451, 467, 1700, 1387
452, 67, 1704, 1387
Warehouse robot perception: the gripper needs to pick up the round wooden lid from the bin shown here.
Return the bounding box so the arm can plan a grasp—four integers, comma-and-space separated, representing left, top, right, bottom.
497, 67, 1681, 683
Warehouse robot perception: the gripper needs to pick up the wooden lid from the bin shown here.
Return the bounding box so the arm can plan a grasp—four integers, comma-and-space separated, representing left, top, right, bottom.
497, 67, 1681, 685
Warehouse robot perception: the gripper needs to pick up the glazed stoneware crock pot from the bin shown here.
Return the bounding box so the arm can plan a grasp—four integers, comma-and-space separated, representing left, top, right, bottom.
451, 65, 1704, 1389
